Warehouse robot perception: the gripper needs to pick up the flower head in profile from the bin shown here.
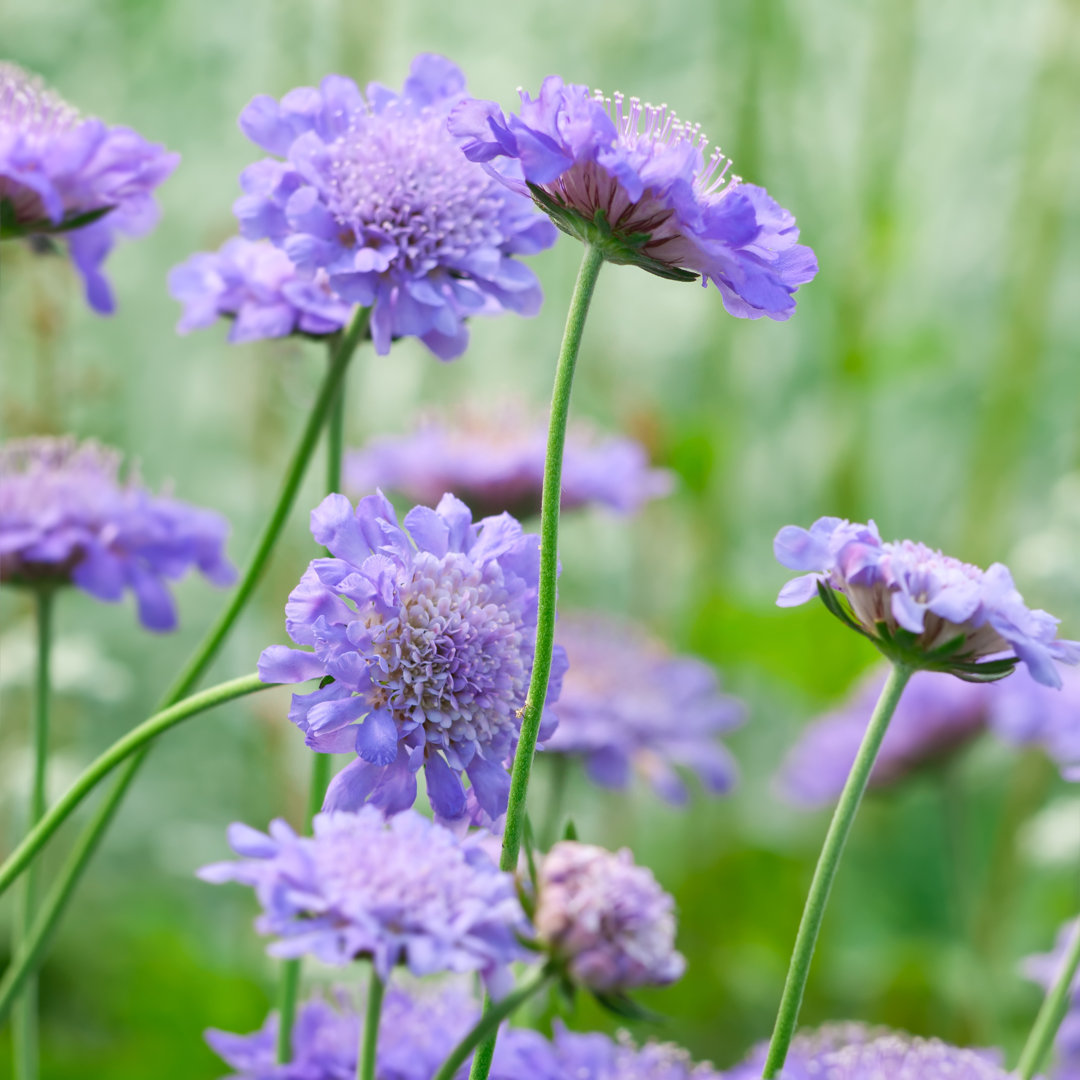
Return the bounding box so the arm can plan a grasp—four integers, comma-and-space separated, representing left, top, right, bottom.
546, 613, 743, 804
0, 61, 178, 312
346, 401, 673, 520
1023, 921, 1080, 1080
775, 516, 1080, 687
207, 980, 479, 1080
532, 840, 685, 993
168, 236, 351, 343
0, 436, 234, 629
199, 808, 527, 988
259, 491, 566, 822
234, 53, 557, 360
449, 77, 816, 318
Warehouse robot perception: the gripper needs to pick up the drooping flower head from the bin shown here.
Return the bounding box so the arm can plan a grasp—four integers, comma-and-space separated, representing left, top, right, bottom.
0, 436, 234, 629
199, 808, 527, 988
0, 61, 178, 313
259, 491, 566, 822
448, 77, 816, 318
346, 401, 673, 520
775, 517, 1080, 688
545, 613, 743, 804
233, 53, 557, 360
207, 980, 479, 1080
168, 236, 351, 343
532, 840, 685, 993
1023, 921, 1080, 1080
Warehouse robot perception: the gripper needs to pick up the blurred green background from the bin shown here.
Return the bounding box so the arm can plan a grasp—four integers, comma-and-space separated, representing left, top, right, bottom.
3, 0, 1080, 1076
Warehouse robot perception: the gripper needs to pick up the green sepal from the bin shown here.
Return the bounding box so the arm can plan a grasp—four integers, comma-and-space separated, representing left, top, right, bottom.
815, 582, 873, 639
561, 819, 579, 843
923, 633, 969, 660
318, 675, 336, 689
592, 990, 663, 1023
0, 200, 114, 240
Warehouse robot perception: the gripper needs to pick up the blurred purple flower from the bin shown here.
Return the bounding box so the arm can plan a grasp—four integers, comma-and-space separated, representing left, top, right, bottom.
0, 61, 178, 313
233, 53, 556, 360
545, 613, 743, 804
1024, 921, 1080, 1080
448, 77, 816, 318
346, 402, 673, 520
718, 1023, 882, 1080
533, 840, 685, 992
259, 490, 565, 822
775, 516, 1080, 688
0, 436, 234, 630
168, 236, 350, 343
199, 808, 527, 989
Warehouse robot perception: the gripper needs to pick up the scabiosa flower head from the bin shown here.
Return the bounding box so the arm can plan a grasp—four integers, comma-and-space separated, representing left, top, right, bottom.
777, 668, 991, 807
168, 236, 351, 343
259, 490, 565, 821
207, 980, 479, 1080
775, 516, 1080, 688
199, 808, 527, 988
0, 61, 178, 313
532, 840, 685, 992
545, 613, 743, 803
0, 436, 234, 629
718, 1023, 883, 1080
233, 53, 557, 360
346, 401, 673, 520
448, 77, 816, 318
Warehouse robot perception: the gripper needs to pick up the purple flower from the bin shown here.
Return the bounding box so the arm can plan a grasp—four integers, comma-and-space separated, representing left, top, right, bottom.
718, 1027, 1008, 1080
346, 402, 673, 520
448, 77, 816, 318
207, 981, 479, 1080
533, 840, 685, 992
198, 808, 527, 988
258, 491, 565, 822
775, 517, 1080, 688
1024, 921, 1080, 1080
545, 613, 743, 804
0, 436, 234, 630
0, 61, 178, 313
777, 669, 991, 807
168, 236, 351, 343
233, 53, 557, 360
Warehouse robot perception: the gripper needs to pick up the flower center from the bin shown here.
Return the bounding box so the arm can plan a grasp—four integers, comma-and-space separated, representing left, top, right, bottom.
0, 63, 81, 136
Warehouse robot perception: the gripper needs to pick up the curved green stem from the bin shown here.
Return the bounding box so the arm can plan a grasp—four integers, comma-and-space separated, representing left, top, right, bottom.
12, 588, 52, 1079
499, 244, 603, 875
761, 663, 912, 1079
433, 970, 552, 1080
358, 967, 385, 1080
1016, 920, 1080, 1079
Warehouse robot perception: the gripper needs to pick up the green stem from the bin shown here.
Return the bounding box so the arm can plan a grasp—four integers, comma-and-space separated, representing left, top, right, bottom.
434, 970, 552, 1080
12, 589, 52, 1080
499, 244, 603, 875
358, 967, 385, 1080
761, 663, 912, 1079
1016, 920, 1080, 1080
277, 339, 350, 1062
0, 306, 370, 1020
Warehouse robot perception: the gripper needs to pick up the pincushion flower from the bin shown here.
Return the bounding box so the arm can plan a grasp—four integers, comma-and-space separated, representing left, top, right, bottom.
258, 491, 566, 821
532, 840, 685, 993
448, 77, 816, 318
0, 436, 234, 629
546, 613, 743, 803
199, 808, 527, 987
233, 53, 557, 360
0, 61, 178, 313
775, 516, 1080, 687
207, 981, 479, 1080
168, 236, 350, 343
346, 402, 673, 520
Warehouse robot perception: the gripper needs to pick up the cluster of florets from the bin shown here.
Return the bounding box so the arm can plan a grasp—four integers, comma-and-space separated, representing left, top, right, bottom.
546, 613, 743, 803
0, 61, 177, 313
198, 808, 527, 989
775, 516, 1080, 687
0, 436, 234, 629
168, 236, 351, 343
449, 76, 816, 318
232, 53, 556, 359
258, 491, 565, 821
532, 840, 685, 992
346, 401, 673, 520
